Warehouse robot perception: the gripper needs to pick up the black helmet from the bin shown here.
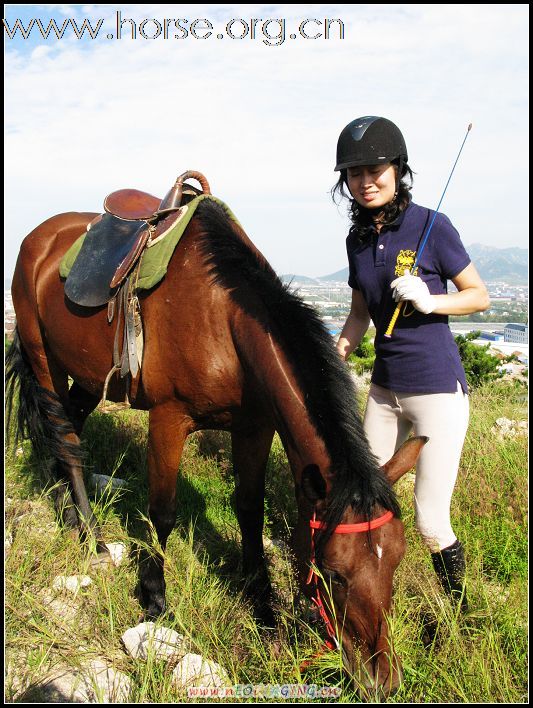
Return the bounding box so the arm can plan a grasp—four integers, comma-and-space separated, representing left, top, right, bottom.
334, 116, 408, 171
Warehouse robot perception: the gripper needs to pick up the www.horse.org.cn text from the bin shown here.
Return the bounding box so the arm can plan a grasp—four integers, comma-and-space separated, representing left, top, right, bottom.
3, 13, 346, 46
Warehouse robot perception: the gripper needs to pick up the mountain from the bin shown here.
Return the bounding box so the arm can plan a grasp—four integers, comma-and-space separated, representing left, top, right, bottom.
279, 274, 323, 285
317, 244, 528, 284
317, 267, 350, 282
464, 244, 528, 284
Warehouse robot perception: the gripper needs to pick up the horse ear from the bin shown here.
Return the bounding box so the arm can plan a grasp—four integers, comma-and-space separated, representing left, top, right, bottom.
301, 464, 327, 502
381, 436, 429, 485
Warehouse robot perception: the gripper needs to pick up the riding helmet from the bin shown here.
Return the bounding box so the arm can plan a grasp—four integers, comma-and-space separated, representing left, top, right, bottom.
334, 116, 408, 171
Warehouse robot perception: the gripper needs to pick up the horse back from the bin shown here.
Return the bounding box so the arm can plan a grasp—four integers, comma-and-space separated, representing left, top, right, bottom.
12, 211, 244, 418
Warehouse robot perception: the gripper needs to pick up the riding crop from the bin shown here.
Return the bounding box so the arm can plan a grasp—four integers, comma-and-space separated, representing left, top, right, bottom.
384, 123, 472, 338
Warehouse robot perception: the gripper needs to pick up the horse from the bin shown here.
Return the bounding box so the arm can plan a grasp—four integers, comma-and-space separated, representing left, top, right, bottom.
5, 195, 425, 695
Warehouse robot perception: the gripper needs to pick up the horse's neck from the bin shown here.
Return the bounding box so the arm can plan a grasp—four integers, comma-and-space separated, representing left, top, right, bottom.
235, 311, 331, 483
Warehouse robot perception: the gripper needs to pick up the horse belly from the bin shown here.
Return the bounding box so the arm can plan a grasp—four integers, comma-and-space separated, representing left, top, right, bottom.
42, 288, 117, 394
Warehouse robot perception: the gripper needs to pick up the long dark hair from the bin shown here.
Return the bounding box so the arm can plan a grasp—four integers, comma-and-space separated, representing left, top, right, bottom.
332, 162, 414, 244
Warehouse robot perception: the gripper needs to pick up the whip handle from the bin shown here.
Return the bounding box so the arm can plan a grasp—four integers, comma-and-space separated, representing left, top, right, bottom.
384, 301, 403, 338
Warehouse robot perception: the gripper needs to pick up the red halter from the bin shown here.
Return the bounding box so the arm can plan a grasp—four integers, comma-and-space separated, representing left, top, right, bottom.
303, 510, 394, 663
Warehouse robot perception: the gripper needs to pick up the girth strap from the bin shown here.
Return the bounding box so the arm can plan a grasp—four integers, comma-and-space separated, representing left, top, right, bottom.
98, 260, 143, 412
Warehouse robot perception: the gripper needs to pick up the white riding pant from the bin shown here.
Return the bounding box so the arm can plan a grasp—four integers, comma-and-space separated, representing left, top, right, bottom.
363, 382, 469, 552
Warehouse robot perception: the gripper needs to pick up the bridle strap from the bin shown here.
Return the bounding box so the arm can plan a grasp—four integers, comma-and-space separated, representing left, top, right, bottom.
309, 509, 394, 533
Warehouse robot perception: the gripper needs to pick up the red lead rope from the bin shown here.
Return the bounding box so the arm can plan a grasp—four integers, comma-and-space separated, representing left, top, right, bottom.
301, 510, 394, 670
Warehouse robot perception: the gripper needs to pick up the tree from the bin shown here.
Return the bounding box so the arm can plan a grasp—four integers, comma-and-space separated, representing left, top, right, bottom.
454, 332, 503, 388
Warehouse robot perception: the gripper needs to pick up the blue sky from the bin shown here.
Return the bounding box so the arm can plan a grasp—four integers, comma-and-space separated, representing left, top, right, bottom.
4, 4, 529, 279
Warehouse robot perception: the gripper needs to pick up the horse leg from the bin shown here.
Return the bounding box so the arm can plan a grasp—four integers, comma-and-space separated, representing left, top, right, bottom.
51, 382, 101, 530
140, 403, 189, 618
67, 381, 101, 435
8, 328, 107, 557
231, 424, 276, 626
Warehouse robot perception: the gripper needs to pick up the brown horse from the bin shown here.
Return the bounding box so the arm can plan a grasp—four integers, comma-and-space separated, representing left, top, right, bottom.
6, 197, 425, 694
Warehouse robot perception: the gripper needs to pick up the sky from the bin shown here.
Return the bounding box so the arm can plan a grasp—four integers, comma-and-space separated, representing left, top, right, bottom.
4, 4, 529, 280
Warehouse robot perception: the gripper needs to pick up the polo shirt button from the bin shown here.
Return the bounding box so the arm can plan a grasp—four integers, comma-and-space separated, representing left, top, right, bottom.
378, 244, 384, 250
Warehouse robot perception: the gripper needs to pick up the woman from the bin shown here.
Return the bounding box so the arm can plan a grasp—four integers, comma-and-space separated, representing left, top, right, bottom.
333, 116, 489, 610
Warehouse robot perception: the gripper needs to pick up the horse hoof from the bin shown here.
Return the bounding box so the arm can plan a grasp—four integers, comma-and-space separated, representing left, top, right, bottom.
142, 608, 174, 623
420, 612, 440, 648
140, 588, 167, 619
142, 603, 167, 620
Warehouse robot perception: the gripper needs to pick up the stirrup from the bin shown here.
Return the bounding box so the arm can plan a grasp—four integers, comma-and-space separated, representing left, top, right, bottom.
97, 365, 131, 413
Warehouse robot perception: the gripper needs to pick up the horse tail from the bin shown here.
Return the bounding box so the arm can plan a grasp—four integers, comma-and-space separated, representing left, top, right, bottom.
5, 327, 79, 467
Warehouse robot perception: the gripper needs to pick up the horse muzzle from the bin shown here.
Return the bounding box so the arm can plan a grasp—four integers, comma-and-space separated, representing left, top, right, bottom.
341, 642, 403, 699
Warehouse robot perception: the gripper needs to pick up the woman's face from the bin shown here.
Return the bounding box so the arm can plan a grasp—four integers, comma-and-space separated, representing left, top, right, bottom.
347, 163, 397, 209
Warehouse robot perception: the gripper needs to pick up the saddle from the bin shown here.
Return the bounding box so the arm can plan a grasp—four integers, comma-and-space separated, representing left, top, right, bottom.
65, 170, 211, 305
63, 170, 211, 411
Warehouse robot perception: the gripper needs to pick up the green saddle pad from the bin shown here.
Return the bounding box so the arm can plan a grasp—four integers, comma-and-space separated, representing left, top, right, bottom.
59, 195, 240, 292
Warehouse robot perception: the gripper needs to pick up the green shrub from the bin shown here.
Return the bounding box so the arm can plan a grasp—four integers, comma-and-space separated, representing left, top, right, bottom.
347, 333, 375, 374
454, 331, 503, 389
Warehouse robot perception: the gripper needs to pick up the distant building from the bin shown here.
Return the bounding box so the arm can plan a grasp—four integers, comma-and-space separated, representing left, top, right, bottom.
504, 323, 528, 344
479, 331, 504, 341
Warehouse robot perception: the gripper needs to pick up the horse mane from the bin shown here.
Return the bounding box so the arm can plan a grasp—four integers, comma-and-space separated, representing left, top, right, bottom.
195, 199, 400, 556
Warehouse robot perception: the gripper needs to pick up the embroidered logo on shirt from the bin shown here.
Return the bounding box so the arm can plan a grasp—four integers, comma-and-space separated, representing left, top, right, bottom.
395, 249, 419, 277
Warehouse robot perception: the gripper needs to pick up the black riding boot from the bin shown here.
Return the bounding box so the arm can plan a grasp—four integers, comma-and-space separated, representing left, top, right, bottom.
431, 540, 468, 612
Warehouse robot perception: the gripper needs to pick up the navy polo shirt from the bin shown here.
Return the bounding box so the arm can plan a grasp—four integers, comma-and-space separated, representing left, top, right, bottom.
347, 201, 471, 394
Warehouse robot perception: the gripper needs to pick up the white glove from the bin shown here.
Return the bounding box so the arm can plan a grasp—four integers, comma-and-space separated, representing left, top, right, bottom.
390, 269, 436, 314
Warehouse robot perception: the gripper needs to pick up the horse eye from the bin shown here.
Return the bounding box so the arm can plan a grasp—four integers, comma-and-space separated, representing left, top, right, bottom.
322, 568, 346, 587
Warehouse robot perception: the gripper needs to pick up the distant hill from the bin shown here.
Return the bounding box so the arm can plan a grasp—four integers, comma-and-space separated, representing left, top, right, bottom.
317, 267, 349, 282
464, 244, 528, 284
279, 274, 323, 285
317, 244, 528, 284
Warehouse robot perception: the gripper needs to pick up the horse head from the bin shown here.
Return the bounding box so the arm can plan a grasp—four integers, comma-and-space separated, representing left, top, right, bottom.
301, 436, 427, 697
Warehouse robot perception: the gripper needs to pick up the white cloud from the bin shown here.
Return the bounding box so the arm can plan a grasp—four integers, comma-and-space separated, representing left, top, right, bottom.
4, 4, 529, 278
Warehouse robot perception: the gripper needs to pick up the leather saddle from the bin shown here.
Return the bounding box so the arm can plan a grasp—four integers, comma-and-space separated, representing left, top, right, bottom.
64, 170, 211, 308
63, 170, 211, 411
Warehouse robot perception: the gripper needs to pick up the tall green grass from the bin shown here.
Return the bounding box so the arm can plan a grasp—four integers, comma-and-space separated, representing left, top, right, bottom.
5, 380, 527, 702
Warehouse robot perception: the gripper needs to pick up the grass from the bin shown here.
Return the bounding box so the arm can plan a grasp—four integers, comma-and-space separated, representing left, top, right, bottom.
4, 379, 528, 702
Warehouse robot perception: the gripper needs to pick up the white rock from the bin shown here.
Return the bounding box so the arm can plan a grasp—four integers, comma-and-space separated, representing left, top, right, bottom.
30, 660, 131, 702
5, 532, 13, 551
84, 659, 131, 702
91, 474, 128, 493
52, 575, 92, 594
172, 653, 229, 688
492, 417, 528, 439
15, 447, 24, 457
122, 622, 186, 661
105, 542, 127, 567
